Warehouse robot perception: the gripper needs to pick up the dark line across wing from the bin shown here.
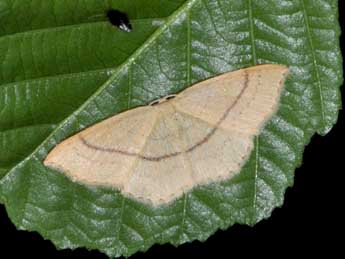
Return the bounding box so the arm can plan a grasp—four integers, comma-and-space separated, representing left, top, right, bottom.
80, 71, 250, 161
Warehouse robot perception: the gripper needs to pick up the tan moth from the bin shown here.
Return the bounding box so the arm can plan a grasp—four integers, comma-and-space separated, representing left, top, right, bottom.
44, 64, 289, 206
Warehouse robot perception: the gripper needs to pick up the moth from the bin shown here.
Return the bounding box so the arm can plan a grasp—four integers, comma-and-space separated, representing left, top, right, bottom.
44, 65, 289, 206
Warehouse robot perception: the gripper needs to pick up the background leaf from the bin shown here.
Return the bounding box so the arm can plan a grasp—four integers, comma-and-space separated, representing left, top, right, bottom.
0, 0, 342, 257
0, 0, 183, 178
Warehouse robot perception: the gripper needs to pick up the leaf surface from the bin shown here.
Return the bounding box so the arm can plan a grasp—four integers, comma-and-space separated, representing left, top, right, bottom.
0, 0, 182, 178
0, 0, 342, 257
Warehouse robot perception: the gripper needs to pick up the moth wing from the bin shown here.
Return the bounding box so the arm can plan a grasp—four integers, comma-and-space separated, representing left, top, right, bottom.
44, 64, 289, 206
173, 64, 289, 136
44, 106, 158, 188
123, 109, 252, 205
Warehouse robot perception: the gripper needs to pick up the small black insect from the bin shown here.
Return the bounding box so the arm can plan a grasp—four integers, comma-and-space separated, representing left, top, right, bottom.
106, 9, 132, 32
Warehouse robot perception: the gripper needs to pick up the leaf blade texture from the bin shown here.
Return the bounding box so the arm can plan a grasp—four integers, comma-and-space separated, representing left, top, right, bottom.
0, 0, 342, 257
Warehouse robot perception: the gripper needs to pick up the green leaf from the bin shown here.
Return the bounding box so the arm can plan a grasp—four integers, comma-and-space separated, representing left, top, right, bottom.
0, 0, 182, 178
0, 0, 342, 257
